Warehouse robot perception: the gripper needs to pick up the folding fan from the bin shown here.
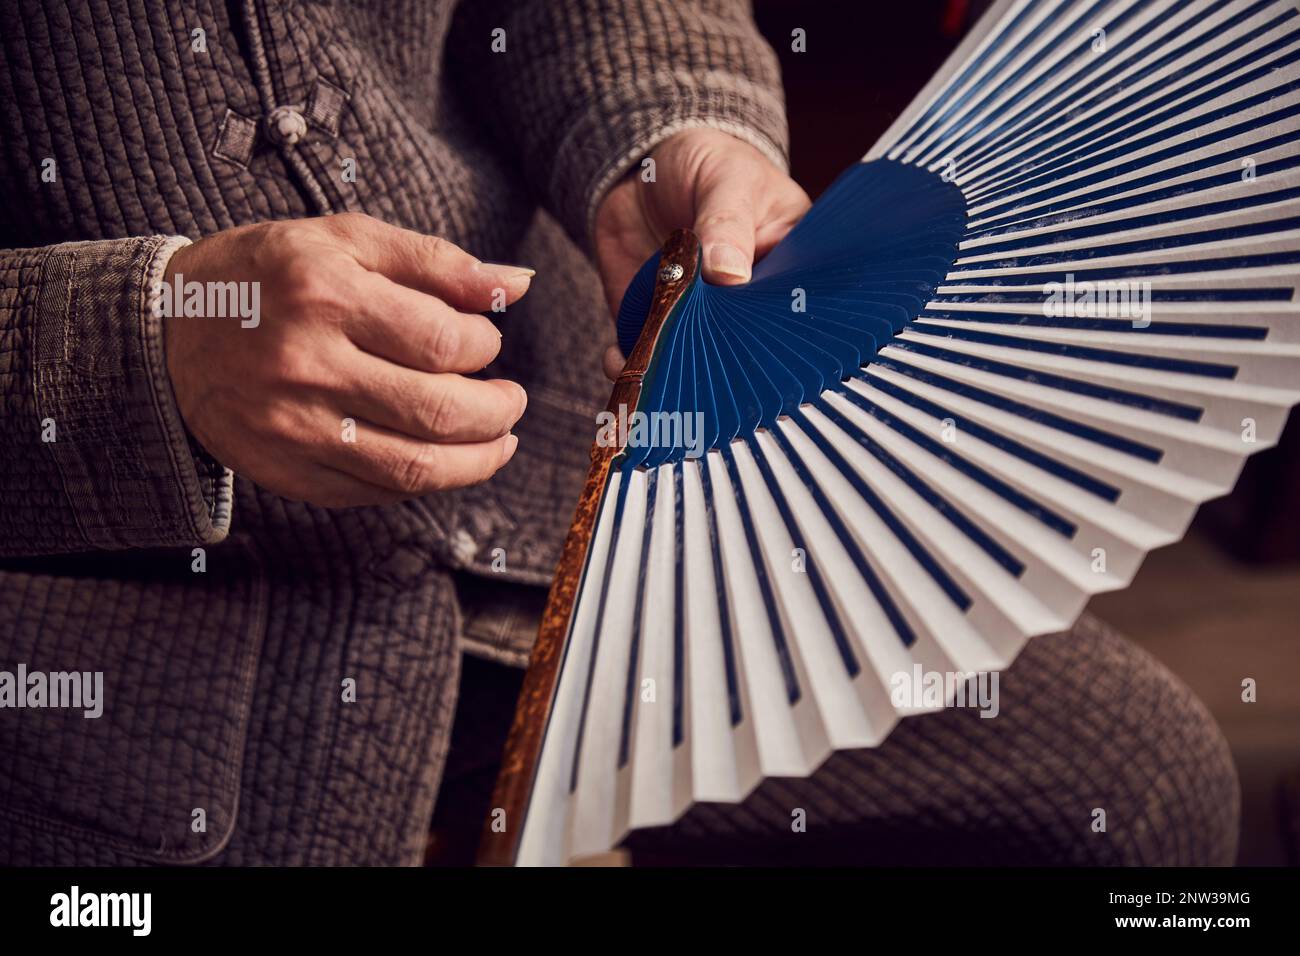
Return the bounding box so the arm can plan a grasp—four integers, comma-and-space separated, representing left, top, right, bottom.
481, 0, 1300, 866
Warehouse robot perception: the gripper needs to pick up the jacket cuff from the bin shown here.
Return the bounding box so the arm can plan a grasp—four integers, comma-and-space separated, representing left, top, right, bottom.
559, 71, 790, 253
33, 235, 233, 550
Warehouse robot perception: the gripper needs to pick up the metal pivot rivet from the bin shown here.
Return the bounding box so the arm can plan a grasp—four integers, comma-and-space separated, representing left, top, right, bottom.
658, 263, 684, 283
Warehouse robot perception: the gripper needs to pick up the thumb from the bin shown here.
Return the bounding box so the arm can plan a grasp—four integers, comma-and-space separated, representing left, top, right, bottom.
693, 182, 757, 285
330, 213, 534, 311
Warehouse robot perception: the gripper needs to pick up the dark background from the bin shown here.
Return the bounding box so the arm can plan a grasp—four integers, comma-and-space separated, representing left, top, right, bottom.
756, 0, 969, 196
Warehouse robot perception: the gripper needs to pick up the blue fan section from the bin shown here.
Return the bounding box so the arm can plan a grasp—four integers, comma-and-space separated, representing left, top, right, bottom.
613, 159, 967, 468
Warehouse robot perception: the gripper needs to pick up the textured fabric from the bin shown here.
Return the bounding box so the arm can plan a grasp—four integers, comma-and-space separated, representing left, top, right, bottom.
0, 0, 787, 865
434, 611, 1241, 866
0, 536, 264, 864
449, 0, 789, 248
0, 235, 229, 555
627, 614, 1241, 866
454, 571, 548, 669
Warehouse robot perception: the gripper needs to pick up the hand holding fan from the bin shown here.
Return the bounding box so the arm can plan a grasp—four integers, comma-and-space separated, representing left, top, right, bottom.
482, 0, 1300, 866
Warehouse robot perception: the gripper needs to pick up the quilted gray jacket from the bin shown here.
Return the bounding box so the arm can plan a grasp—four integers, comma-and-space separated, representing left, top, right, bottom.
0, 0, 787, 864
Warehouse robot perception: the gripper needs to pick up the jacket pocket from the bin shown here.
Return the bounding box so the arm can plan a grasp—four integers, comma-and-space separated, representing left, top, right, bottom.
0, 534, 265, 864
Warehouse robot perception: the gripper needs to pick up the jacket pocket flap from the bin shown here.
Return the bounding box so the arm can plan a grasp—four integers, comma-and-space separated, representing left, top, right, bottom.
0, 536, 265, 864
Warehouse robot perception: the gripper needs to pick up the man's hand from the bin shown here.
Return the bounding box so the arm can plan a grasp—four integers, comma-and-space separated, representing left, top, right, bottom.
593, 128, 811, 379
163, 213, 532, 507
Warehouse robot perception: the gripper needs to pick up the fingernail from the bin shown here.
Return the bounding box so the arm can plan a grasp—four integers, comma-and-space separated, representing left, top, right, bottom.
513, 382, 528, 419
478, 261, 536, 277
476, 261, 536, 297
501, 432, 519, 465
705, 243, 751, 281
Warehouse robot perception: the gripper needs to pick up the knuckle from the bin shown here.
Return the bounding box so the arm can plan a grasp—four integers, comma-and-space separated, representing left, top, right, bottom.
699, 212, 741, 227
421, 234, 449, 260
278, 263, 354, 320
259, 399, 297, 437
270, 218, 326, 251
388, 442, 439, 494
256, 218, 300, 243
422, 318, 462, 369
277, 257, 328, 304
260, 398, 314, 443
273, 348, 320, 388
323, 211, 370, 236
415, 383, 459, 435
248, 220, 299, 273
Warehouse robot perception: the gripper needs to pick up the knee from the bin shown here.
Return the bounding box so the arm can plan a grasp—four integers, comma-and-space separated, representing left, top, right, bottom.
1003, 615, 1240, 865
625, 615, 1242, 867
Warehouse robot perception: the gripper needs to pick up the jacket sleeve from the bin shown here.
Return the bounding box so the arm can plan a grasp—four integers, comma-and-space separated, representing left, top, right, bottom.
447, 0, 791, 251
0, 235, 233, 557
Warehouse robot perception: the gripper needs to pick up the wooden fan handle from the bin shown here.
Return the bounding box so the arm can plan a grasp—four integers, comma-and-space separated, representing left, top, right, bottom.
476, 229, 700, 866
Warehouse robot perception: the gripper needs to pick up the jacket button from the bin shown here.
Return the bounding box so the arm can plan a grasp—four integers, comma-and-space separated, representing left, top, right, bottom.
266, 105, 308, 146
450, 529, 478, 564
